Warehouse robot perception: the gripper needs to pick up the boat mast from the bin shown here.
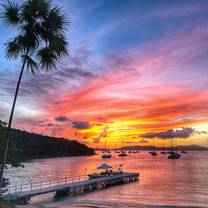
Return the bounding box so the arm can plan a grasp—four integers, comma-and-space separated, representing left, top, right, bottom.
121, 137, 124, 152
175, 138, 178, 153
153, 137, 155, 152
171, 137, 174, 153
105, 138, 107, 153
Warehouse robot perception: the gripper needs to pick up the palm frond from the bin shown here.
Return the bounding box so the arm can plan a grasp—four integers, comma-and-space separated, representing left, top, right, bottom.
5, 38, 22, 59
46, 6, 69, 33
22, 55, 38, 75
48, 34, 69, 58
18, 33, 39, 53
37, 47, 57, 71
22, 0, 52, 20
1, 0, 20, 27
3, 0, 69, 72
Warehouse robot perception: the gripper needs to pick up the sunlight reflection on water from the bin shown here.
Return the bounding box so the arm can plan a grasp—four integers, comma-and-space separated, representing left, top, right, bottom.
6, 151, 208, 208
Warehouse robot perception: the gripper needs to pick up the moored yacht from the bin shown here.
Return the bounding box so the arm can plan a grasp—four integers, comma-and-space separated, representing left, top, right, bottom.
102, 138, 112, 159
149, 138, 157, 156
168, 138, 181, 159
118, 138, 128, 157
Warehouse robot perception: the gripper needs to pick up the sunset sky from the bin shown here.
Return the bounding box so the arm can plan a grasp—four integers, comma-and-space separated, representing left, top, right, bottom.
0, 0, 208, 148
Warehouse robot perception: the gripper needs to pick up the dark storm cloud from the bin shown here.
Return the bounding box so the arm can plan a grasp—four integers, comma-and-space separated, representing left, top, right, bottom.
55, 116, 70, 122
141, 127, 195, 139
72, 121, 90, 129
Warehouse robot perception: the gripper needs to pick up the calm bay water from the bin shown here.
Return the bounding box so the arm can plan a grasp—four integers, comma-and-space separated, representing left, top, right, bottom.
5, 151, 208, 208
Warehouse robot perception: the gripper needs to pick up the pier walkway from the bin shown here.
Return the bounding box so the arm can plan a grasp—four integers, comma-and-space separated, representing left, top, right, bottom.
2, 172, 139, 204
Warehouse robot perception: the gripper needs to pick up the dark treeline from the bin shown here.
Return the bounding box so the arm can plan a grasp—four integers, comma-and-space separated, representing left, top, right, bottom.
0, 128, 95, 164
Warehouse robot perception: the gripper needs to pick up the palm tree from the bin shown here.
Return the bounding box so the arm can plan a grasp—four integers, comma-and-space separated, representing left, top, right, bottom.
0, 0, 69, 187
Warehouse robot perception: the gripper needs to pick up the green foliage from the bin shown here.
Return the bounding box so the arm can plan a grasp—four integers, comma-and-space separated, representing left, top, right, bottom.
0, 126, 95, 162
2, 1, 20, 27
0, 201, 16, 208
2, 0, 69, 73
0, 121, 22, 168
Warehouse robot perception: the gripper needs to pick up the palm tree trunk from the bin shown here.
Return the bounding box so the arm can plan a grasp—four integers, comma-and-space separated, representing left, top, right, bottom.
0, 58, 27, 188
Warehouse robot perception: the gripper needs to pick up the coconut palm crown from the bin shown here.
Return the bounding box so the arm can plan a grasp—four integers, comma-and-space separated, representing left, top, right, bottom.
0, 0, 69, 187
2, 0, 69, 71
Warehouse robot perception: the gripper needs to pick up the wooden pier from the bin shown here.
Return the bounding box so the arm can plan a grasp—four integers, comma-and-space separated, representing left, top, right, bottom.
2, 172, 139, 204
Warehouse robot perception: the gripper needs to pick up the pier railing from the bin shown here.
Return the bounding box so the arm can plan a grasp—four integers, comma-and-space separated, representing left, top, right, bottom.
6, 174, 87, 194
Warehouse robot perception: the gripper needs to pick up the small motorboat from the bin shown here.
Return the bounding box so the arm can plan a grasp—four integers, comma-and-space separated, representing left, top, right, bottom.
160, 151, 167, 154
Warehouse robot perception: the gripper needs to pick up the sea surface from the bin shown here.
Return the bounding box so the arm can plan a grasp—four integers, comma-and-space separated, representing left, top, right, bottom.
4, 151, 208, 208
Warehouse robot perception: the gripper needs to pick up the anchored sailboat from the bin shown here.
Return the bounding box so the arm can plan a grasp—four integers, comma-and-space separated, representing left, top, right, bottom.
118, 138, 127, 157
102, 139, 112, 159
149, 137, 157, 156
168, 137, 181, 159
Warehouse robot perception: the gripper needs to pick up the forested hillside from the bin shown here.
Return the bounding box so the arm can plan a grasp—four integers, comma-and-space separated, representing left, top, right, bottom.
0, 128, 95, 164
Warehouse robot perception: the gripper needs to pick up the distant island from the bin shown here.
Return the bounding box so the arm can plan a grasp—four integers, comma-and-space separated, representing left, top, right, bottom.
0, 128, 95, 163
121, 145, 208, 151
95, 145, 208, 151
